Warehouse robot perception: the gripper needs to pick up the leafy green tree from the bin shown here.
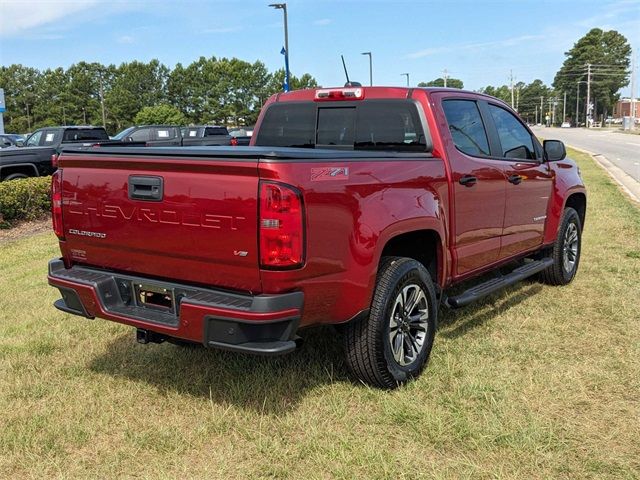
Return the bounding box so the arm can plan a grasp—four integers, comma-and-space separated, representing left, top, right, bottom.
553, 28, 631, 121
133, 104, 186, 125
106, 60, 169, 130
418, 77, 464, 89
0, 64, 41, 132
0, 57, 318, 133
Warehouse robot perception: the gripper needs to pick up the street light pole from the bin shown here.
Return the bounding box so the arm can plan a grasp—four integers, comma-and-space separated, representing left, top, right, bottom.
361, 52, 372, 86
269, 3, 290, 92
401, 73, 409, 87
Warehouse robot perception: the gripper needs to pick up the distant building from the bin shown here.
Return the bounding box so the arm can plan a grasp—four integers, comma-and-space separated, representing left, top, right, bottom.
613, 98, 639, 118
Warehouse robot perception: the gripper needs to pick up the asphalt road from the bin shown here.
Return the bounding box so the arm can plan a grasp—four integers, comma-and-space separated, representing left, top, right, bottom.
531, 126, 640, 183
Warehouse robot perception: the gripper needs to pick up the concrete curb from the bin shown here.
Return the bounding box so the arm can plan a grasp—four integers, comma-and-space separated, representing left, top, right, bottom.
567, 144, 640, 205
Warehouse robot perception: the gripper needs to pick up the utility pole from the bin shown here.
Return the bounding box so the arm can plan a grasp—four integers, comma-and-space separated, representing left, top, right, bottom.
516, 85, 520, 112
540, 96, 544, 126
401, 73, 410, 87
535, 105, 538, 125
361, 52, 373, 86
586, 63, 592, 128
576, 82, 580, 127
510, 69, 515, 108
563, 91, 567, 123
631, 49, 637, 130
62, 106, 66, 125
26, 103, 31, 130
443, 68, 448, 88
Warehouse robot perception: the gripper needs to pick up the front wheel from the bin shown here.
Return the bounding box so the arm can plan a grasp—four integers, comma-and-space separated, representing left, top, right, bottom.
540, 207, 582, 285
343, 257, 437, 389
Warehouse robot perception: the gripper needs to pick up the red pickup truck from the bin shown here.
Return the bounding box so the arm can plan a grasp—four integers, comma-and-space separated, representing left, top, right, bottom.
48, 86, 586, 388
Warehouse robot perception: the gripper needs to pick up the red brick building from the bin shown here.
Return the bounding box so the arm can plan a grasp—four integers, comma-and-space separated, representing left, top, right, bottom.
613, 98, 639, 118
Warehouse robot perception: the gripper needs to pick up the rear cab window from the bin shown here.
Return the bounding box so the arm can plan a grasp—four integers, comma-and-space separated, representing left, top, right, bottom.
254, 100, 428, 152
62, 128, 109, 143
205, 127, 229, 136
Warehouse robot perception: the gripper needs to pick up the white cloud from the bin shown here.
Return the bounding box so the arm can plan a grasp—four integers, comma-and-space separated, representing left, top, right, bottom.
117, 34, 134, 44
201, 26, 241, 34
405, 35, 544, 59
0, 0, 99, 37
313, 18, 332, 26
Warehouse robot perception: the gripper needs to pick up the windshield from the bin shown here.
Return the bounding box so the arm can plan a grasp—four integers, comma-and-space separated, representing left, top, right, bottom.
112, 127, 136, 140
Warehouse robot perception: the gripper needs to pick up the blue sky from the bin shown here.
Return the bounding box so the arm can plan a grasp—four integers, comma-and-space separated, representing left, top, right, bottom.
0, 0, 638, 94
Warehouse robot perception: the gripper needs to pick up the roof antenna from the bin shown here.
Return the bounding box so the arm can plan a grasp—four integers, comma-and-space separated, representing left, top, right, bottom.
341, 55, 362, 88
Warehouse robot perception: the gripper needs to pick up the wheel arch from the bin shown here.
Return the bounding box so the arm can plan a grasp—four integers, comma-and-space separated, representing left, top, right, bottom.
0, 163, 39, 180
377, 226, 445, 288
564, 192, 586, 228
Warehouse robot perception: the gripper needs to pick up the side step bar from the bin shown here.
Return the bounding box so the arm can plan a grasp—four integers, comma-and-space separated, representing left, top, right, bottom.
446, 258, 554, 309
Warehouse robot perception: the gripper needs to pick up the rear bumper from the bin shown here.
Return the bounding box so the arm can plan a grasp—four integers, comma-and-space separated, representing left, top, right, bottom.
47, 259, 303, 355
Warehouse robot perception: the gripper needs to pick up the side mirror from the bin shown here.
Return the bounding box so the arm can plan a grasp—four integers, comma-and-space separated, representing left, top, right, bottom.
543, 139, 566, 162
125, 136, 134, 142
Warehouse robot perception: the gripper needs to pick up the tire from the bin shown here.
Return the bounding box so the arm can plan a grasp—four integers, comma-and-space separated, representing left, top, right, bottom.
344, 256, 438, 389
539, 207, 582, 285
3, 173, 29, 181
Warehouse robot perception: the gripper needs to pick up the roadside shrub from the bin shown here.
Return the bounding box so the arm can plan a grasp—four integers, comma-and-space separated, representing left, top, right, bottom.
0, 176, 51, 227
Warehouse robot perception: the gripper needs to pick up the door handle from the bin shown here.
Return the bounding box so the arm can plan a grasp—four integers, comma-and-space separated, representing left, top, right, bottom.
459, 175, 477, 187
128, 175, 163, 201
508, 174, 523, 185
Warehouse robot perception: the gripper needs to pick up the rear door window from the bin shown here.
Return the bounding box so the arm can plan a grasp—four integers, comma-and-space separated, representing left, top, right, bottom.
442, 100, 490, 157
154, 127, 177, 140
42, 130, 59, 146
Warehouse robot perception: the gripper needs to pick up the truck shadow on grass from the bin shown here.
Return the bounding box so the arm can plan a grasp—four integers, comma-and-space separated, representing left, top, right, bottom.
88, 282, 541, 413
438, 282, 543, 339
89, 325, 349, 415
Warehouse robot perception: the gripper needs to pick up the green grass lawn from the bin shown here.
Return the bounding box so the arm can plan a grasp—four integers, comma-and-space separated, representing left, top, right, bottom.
1, 149, 639, 479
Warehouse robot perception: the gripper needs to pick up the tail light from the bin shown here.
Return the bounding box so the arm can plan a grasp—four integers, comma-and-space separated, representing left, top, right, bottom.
230, 137, 238, 146
51, 170, 64, 240
259, 182, 304, 269
51, 154, 59, 168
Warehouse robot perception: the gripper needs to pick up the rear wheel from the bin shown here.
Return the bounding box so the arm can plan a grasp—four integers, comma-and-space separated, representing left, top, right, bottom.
3, 173, 29, 181
540, 207, 582, 285
344, 257, 437, 389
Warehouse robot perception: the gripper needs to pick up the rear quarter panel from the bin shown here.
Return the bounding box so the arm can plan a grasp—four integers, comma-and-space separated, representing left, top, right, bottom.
259, 157, 449, 326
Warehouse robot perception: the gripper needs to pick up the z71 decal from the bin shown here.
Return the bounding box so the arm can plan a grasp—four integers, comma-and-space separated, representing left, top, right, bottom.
311, 166, 349, 181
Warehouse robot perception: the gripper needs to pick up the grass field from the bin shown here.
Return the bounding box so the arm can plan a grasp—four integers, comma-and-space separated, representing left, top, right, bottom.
1, 148, 639, 479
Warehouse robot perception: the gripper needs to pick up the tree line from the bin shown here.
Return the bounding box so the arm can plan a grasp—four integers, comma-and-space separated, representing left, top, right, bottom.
0, 57, 317, 135
417, 28, 631, 125
0, 28, 630, 133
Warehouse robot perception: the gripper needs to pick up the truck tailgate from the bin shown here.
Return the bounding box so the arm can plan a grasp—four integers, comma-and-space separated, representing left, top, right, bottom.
58, 152, 261, 293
